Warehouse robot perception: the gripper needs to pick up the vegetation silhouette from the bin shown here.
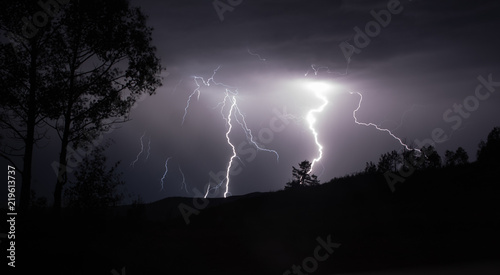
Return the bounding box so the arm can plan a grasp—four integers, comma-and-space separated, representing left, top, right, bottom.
477, 126, 500, 164
284, 160, 320, 190
15, 126, 499, 274
0, 0, 164, 212
1, 0, 497, 272
64, 142, 125, 218
445, 146, 469, 167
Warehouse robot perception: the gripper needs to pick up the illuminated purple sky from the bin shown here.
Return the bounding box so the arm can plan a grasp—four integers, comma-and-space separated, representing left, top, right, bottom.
11, 0, 500, 203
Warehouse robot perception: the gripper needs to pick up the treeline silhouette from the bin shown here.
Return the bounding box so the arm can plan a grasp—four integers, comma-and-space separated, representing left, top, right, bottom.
285, 126, 499, 193
13, 127, 500, 274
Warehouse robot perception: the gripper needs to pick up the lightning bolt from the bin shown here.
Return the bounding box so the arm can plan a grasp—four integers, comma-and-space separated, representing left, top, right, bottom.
305, 64, 332, 77
304, 62, 350, 77
183, 68, 238, 198
217, 90, 280, 197
233, 104, 279, 162
204, 182, 211, 198
223, 94, 237, 198
182, 67, 279, 198
130, 132, 146, 167
204, 181, 224, 198
305, 40, 353, 77
171, 79, 183, 95
178, 166, 189, 194
182, 66, 234, 125
351, 91, 421, 153
160, 157, 172, 191
181, 82, 200, 125
306, 91, 329, 174
204, 174, 225, 198
247, 48, 266, 61
215, 89, 236, 124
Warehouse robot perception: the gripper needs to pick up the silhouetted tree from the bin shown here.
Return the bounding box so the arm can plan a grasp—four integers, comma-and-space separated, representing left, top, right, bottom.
389, 150, 402, 172
445, 147, 469, 167
64, 143, 124, 214
1, 0, 163, 213
377, 150, 401, 173
284, 180, 301, 190
0, 0, 59, 211
285, 160, 319, 190
377, 153, 389, 173
364, 161, 377, 174
444, 150, 456, 167
455, 147, 469, 165
400, 148, 419, 171
422, 145, 442, 169
43, 0, 164, 212
477, 127, 500, 163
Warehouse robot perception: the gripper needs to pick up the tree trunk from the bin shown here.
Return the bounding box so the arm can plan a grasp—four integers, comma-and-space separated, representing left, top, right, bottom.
53, 109, 72, 214
53, 50, 77, 214
53, 41, 79, 214
19, 44, 38, 212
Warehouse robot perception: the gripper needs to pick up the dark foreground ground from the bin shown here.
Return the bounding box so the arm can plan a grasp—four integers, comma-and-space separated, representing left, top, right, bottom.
3, 162, 500, 274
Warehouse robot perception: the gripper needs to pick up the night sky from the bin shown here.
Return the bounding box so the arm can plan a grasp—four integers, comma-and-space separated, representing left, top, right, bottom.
4, 0, 500, 204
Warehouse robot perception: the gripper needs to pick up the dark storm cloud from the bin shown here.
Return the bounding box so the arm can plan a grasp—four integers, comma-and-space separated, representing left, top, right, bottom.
87, 1, 498, 203
130, 0, 499, 201
10, 0, 499, 203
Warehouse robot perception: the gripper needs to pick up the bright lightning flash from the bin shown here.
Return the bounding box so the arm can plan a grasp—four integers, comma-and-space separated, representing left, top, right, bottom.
217, 91, 280, 197
182, 67, 279, 198
222, 95, 238, 198
305, 81, 331, 174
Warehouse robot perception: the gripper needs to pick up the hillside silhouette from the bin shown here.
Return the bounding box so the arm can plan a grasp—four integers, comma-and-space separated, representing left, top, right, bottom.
7, 127, 500, 274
